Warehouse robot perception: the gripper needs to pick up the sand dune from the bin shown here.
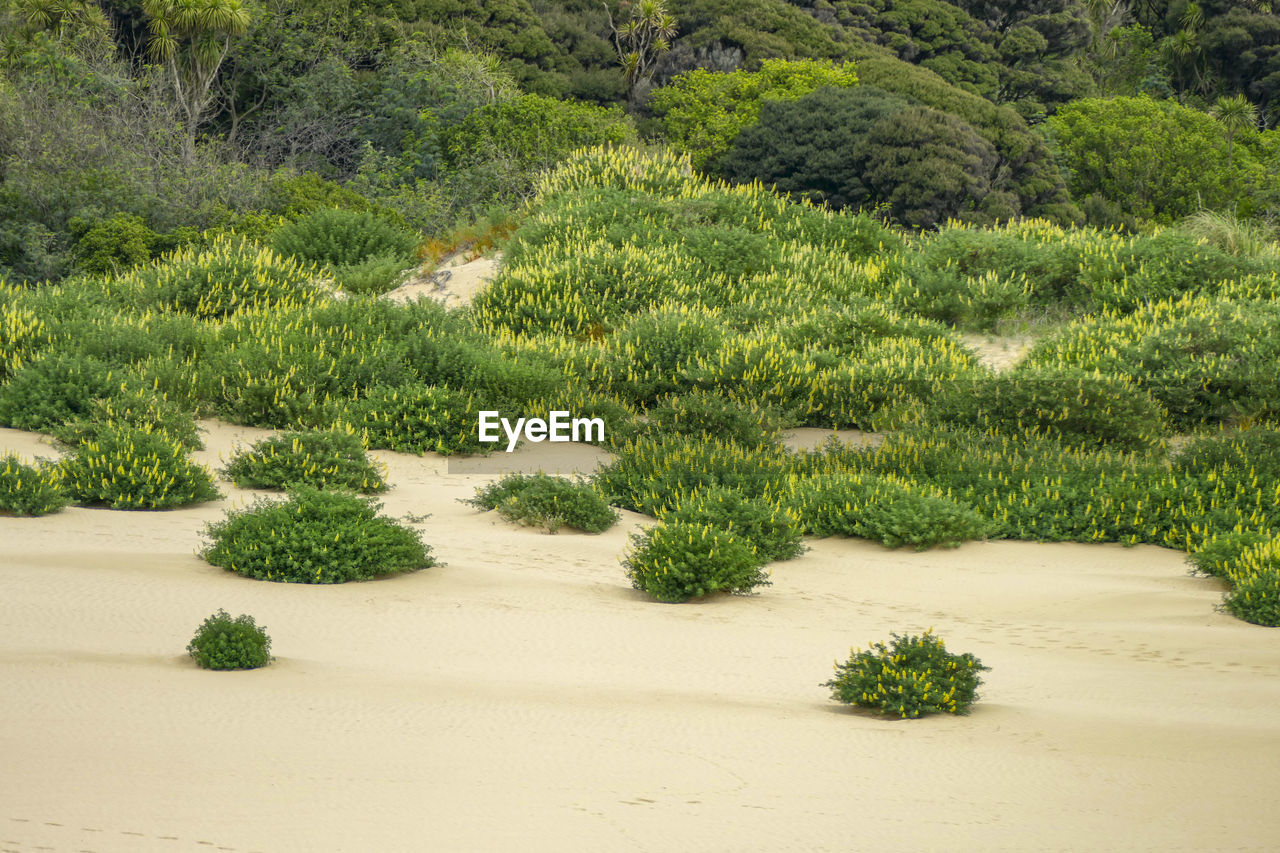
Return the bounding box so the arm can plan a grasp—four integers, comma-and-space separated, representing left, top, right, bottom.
2, 421, 1279, 852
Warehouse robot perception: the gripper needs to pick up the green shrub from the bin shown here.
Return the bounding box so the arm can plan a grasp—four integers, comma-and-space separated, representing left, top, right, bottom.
0, 454, 67, 516
465, 472, 618, 534
119, 237, 323, 319
1024, 297, 1280, 429
824, 631, 989, 718
444, 93, 635, 177
344, 383, 488, 456
201, 487, 435, 583
57, 425, 221, 509
593, 434, 792, 516
649, 59, 860, 171
1219, 537, 1280, 627
1174, 427, 1280, 483
1224, 568, 1280, 627
270, 208, 417, 269
784, 473, 988, 550
223, 428, 387, 493
330, 253, 409, 296
71, 213, 159, 275
928, 367, 1168, 452
623, 521, 770, 603
0, 301, 51, 381
1188, 530, 1274, 579
0, 353, 115, 431
641, 390, 789, 449
603, 309, 726, 406
187, 609, 273, 671
660, 487, 806, 562
887, 259, 1030, 330
50, 384, 203, 451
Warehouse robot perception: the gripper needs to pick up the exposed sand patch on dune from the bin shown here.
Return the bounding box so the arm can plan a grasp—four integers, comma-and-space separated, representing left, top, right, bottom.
2, 421, 1278, 852
384, 252, 503, 308
961, 332, 1035, 373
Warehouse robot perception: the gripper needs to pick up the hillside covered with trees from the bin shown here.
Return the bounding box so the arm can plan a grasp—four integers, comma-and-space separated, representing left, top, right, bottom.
1, 0, 1278, 282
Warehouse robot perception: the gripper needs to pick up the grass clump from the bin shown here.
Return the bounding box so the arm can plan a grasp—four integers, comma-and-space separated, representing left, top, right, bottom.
624, 521, 769, 603
824, 631, 989, 719
201, 486, 435, 583
660, 487, 805, 562
0, 454, 67, 516
465, 472, 618, 533
223, 428, 387, 493
57, 425, 220, 509
187, 609, 273, 671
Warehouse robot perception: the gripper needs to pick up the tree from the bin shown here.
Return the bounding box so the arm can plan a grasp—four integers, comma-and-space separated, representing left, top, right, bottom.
1048, 95, 1262, 222
1210, 93, 1259, 168
142, 0, 250, 161
720, 85, 911, 210
648, 58, 858, 171
604, 0, 677, 105
721, 86, 1002, 229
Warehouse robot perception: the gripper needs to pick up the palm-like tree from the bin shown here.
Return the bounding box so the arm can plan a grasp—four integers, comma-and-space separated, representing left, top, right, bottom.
143, 0, 251, 162
604, 0, 677, 106
1210, 94, 1259, 168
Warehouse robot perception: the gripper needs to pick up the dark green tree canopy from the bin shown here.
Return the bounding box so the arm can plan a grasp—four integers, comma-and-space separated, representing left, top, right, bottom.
721, 85, 1003, 228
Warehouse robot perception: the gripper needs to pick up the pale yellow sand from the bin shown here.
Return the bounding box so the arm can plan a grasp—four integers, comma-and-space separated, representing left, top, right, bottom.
384, 252, 503, 309
960, 332, 1035, 373
3, 421, 1279, 852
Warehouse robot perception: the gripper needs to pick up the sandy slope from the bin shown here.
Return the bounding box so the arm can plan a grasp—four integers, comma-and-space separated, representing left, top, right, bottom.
2, 421, 1279, 853
384, 253, 502, 309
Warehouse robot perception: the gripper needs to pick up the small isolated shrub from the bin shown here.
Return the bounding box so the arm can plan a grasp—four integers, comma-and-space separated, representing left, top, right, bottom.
271, 208, 417, 268
465, 472, 618, 533
0, 454, 67, 516
642, 390, 790, 449
223, 428, 387, 493
202, 486, 434, 583
58, 426, 220, 509
187, 609, 272, 670
624, 521, 769, 603
661, 487, 806, 562
824, 631, 989, 718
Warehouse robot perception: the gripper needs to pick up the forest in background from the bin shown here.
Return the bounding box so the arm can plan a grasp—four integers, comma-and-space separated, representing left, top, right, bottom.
1, 0, 1278, 282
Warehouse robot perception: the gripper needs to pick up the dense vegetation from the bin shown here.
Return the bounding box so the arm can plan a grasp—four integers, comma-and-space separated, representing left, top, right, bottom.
202, 487, 436, 583
3, 1, 1280, 627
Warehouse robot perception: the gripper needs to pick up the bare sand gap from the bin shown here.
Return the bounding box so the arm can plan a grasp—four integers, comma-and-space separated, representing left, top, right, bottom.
3, 420, 1279, 852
